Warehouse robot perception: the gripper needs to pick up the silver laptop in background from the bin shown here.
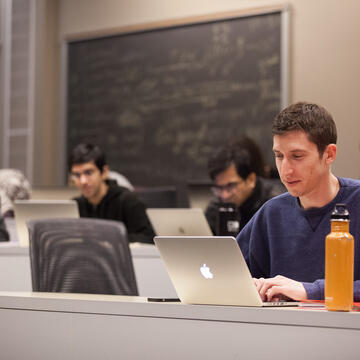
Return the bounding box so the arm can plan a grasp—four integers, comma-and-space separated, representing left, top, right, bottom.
146, 208, 213, 236
154, 236, 299, 307
14, 200, 79, 247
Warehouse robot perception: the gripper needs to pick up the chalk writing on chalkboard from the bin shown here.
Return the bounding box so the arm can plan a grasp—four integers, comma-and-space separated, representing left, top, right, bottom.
67, 11, 283, 186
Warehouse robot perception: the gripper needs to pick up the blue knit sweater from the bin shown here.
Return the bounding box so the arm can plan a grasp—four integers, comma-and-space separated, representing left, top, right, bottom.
236, 177, 360, 301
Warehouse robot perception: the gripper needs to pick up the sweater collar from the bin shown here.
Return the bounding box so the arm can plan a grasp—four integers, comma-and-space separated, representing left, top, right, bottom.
294, 177, 344, 215
293, 177, 344, 231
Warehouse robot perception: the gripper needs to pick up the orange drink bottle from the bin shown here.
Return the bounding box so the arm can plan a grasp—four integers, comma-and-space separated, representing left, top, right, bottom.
325, 203, 354, 311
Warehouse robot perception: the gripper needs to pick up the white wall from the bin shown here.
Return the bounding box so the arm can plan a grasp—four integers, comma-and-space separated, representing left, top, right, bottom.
33, 0, 60, 186
45, 0, 360, 183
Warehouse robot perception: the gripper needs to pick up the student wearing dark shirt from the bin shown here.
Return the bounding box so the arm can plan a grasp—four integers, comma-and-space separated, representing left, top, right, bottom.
68, 143, 155, 244
236, 102, 360, 301
205, 139, 284, 235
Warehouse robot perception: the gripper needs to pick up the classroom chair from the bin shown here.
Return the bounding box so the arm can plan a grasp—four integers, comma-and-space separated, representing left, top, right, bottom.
134, 185, 179, 208
27, 218, 138, 295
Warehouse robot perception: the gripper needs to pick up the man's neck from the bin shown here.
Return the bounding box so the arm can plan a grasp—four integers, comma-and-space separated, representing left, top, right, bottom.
299, 173, 339, 210
88, 182, 109, 206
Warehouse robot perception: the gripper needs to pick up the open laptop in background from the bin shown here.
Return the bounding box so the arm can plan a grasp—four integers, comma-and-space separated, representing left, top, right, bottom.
154, 236, 299, 307
146, 208, 213, 236
14, 200, 79, 247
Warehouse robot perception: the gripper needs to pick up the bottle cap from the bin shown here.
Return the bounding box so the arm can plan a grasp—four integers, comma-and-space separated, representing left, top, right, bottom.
331, 203, 350, 220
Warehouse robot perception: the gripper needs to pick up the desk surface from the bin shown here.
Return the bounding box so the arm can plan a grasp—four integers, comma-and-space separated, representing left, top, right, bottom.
0, 292, 359, 360
0, 291, 359, 329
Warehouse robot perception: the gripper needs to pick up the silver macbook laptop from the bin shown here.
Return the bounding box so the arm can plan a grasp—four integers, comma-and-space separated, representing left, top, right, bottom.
147, 208, 213, 236
14, 200, 79, 247
154, 236, 298, 307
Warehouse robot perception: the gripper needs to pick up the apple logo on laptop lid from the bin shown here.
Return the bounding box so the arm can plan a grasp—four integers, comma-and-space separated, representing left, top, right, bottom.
200, 264, 214, 279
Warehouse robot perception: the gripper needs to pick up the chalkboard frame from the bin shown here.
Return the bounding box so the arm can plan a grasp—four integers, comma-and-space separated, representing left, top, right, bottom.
60, 5, 290, 185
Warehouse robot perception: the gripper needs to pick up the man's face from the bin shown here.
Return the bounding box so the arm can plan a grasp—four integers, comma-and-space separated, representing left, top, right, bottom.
212, 163, 256, 207
273, 130, 330, 200
70, 161, 107, 202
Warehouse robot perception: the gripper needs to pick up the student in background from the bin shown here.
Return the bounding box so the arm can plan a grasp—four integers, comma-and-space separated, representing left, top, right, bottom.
0, 168, 31, 242
68, 143, 155, 244
205, 138, 284, 235
0, 168, 31, 217
237, 102, 360, 302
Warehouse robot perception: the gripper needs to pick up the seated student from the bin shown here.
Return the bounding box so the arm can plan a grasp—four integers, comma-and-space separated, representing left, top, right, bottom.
68, 143, 155, 244
0, 168, 31, 217
0, 168, 31, 242
236, 102, 360, 302
205, 138, 284, 235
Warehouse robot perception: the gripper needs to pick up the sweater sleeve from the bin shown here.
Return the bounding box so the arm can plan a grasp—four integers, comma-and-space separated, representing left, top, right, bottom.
236, 215, 270, 278
303, 279, 360, 302
354, 281, 360, 302
236, 211, 270, 279
302, 280, 324, 300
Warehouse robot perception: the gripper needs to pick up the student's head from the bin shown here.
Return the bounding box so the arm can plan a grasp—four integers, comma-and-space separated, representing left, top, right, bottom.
0, 169, 31, 217
208, 142, 258, 206
230, 136, 267, 177
272, 102, 337, 157
68, 143, 107, 173
272, 102, 337, 199
68, 143, 109, 203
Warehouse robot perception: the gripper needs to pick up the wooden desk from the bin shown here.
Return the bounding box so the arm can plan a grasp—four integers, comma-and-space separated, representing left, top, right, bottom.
0, 291, 359, 359
0, 244, 177, 297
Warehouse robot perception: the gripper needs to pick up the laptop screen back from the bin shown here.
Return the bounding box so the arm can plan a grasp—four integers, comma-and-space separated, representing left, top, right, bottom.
14, 200, 79, 246
154, 236, 265, 306
147, 208, 212, 236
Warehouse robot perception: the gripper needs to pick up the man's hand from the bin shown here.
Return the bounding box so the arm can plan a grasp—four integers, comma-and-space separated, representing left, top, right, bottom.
253, 275, 307, 302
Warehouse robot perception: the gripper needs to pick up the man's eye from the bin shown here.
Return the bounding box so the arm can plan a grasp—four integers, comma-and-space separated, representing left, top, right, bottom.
274, 154, 283, 159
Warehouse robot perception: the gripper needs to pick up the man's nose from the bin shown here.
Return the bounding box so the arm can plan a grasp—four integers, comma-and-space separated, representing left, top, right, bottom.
220, 188, 232, 201
79, 174, 88, 184
280, 158, 294, 177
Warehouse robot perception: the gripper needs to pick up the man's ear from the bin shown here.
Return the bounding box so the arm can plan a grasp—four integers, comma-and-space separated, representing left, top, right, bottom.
101, 165, 109, 179
246, 172, 257, 188
323, 144, 337, 164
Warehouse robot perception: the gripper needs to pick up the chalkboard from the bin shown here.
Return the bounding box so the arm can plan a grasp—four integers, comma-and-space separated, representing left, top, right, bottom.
66, 9, 287, 186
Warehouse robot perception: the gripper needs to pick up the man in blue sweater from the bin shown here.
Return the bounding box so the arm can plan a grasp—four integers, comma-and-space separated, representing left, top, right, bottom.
236, 102, 360, 302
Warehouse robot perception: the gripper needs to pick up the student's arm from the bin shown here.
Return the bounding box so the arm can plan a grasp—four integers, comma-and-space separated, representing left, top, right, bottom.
121, 192, 155, 244
303, 279, 360, 302
256, 278, 360, 302
302, 279, 324, 300
236, 210, 270, 279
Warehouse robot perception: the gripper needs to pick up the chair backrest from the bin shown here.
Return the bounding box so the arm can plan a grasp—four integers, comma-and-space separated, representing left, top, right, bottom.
27, 218, 138, 295
134, 186, 179, 208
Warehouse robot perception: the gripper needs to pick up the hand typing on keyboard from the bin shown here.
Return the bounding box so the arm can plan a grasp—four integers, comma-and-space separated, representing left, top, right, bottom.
253, 275, 307, 302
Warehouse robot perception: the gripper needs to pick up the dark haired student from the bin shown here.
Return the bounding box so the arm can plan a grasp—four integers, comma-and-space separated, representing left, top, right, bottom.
205, 138, 284, 235
68, 143, 155, 244
236, 102, 360, 302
